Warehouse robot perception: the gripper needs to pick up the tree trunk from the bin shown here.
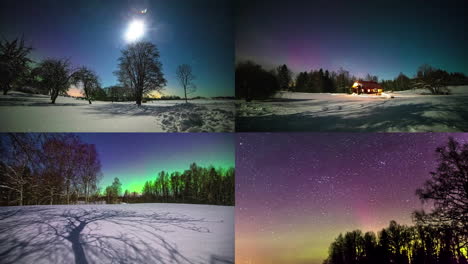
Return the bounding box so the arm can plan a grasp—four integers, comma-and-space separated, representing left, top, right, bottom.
184, 85, 188, 103
51, 90, 58, 104
19, 185, 23, 206
85, 183, 88, 204
136, 91, 142, 106
66, 180, 70, 205
84, 88, 92, 104
3, 89, 7, 95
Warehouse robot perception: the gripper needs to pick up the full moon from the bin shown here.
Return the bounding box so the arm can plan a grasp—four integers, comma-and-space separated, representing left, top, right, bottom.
125, 20, 145, 42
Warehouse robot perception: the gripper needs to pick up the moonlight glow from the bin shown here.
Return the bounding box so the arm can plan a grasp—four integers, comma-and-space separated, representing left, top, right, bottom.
125, 20, 145, 42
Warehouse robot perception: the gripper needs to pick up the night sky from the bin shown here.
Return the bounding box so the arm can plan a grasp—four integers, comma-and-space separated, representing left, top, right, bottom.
0, 0, 233, 97
236, 133, 468, 264
236, 0, 468, 80
77, 133, 234, 193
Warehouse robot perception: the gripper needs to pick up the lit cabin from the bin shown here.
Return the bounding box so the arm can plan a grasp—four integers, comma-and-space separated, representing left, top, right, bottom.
352, 81, 383, 95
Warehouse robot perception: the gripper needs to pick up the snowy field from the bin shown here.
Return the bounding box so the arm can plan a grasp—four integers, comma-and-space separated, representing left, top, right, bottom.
236, 86, 468, 132
0, 92, 234, 132
0, 203, 234, 264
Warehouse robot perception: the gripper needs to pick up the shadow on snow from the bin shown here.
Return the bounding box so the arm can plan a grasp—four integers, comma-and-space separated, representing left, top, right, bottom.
0, 207, 232, 264
237, 97, 468, 132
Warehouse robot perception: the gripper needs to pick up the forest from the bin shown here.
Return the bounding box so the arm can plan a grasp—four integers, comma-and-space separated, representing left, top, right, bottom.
323, 138, 468, 264
0, 133, 101, 206
103, 164, 235, 206
0, 134, 235, 206
235, 60, 468, 100
138, 163, 234, 205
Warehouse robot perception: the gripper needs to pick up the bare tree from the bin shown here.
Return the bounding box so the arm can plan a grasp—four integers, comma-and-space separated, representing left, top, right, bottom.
415, 138, 468, 237
413, 64, 450, 95
0, 134, 42, 206
34, 59, 74, 104
176, 64, 196, 103
365, 73, 378, 82
77, 143, 102, 203
115, 41, 166, 106
0, 37, 33, 95
71, 66, 101, 104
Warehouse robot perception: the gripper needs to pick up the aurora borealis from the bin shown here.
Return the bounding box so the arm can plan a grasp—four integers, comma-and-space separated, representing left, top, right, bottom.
78, 133, 234, 193
236, 0, 468, 80
0, 0, 234, 97
236, 133, 468, 264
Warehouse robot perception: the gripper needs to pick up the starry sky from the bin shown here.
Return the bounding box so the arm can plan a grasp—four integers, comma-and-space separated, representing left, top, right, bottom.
236, 133, 468, 264
77, 133, 234, 193
236, 0, 468, 80
0, 0, 233, 97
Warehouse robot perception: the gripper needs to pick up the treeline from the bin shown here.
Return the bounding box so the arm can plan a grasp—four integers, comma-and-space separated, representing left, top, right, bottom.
98, 163, 235, 206
0, 134, 102, 206
0, 134, 235, 207
0, 36, 203, 104
140, 163, 235, 205
324, 138, 468, 264
235, 60, 468, 100
324, 220, 467, 264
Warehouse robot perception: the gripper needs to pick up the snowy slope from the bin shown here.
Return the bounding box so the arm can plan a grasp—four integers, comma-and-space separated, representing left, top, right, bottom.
0, 92, 234, 132
236, 85, 468, 132
0, 203, 234, 264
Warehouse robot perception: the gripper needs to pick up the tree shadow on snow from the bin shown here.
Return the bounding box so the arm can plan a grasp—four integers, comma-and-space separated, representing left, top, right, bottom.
0, 97, 82, 107
237, 97, 468, 132
0, 207, 229, 264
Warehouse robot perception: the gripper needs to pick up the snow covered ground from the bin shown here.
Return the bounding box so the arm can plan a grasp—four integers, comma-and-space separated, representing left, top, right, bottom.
0, 203, 234, 264
236, 86, 468, 132
0, 92, 234, 132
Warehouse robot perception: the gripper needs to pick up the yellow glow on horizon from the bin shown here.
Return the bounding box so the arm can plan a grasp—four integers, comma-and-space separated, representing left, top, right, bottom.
67, 85, 84, 97
148, 91, 162, 98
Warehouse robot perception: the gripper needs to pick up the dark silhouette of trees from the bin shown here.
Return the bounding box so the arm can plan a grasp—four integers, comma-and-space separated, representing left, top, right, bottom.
238, 61, 468, 99
103, 85, 134, 102
141, 163, 234, 206
115, 41, 166, 106
0, 37, 33, 95
324, 220, 467, 264
381, 73, 411, 92
104, 177, 122, 204
335, 67, 353, 94
0, 133, 102, 206
364, 73, 378, 82
71, 66, 101, 104
324, 138, 468, 264
276, 64, 292, 91
294, 71, 310, 92
176, 64, 196, 103
34, 59, 75, 104
413, 64, 451, 94
414, 137, 468, 260
235, 60, 280, 101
